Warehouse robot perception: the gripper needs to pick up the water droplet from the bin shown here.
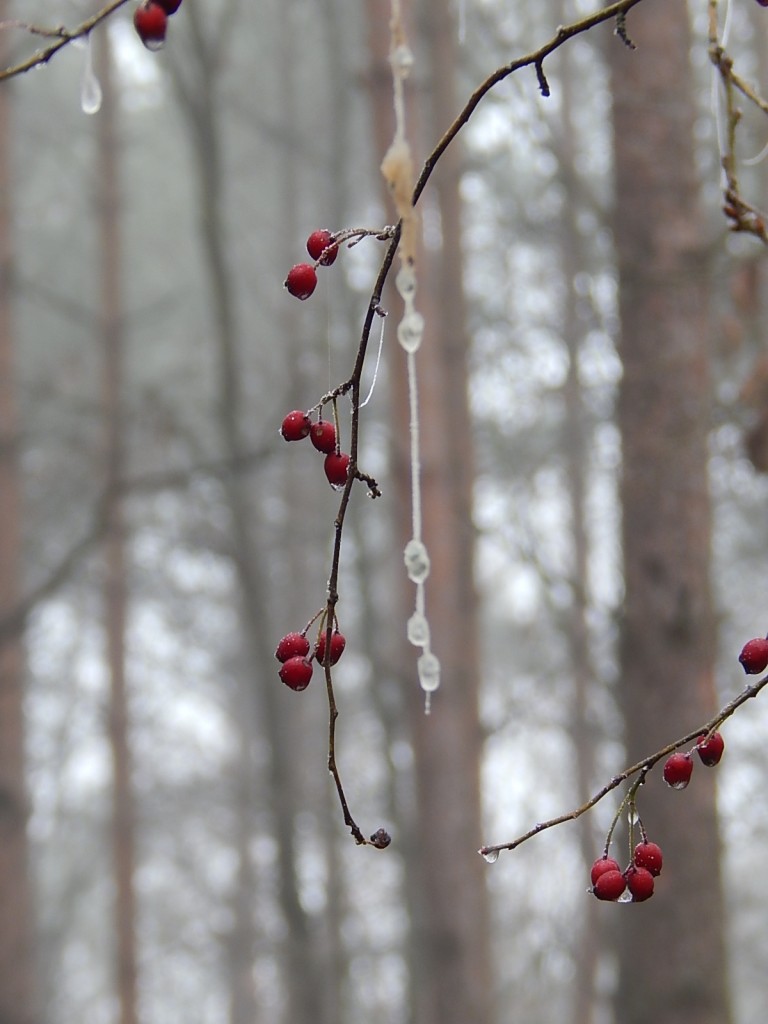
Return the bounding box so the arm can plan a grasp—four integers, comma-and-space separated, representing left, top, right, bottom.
397, 311, 424, 353
417, 651, 440, 692
668, 779, 690, 791
404, 539, 430, 582
395, 265, 417, 299
627, 806, 639, 825
407, 611, 430, 647
80, 36, 102, 115
144, 38, 166, 52
481, 849, 499, 864
617, 890, 633, 904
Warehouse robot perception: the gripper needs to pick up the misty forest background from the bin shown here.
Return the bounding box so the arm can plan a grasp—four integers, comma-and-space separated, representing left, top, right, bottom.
2, 1, 768, 1023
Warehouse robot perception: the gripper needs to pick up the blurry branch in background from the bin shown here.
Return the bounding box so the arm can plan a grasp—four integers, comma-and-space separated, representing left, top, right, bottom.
0, 0, 131, 82
708, 0, 768, 243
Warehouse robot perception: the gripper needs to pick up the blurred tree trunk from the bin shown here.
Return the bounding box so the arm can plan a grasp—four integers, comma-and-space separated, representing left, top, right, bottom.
94, 30, 140, 1024
365, 4, 493, 1024
0, 9, 36, 1024
609, 6, 732, 1024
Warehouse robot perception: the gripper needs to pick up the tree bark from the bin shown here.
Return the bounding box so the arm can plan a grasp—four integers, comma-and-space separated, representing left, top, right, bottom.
609, 5, 732, 1023
94, 30, 140, 1024
365, 4, 493, 1023
0, 8, 36, 1023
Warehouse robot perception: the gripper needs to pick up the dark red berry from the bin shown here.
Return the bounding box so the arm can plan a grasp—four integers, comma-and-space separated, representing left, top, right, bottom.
626, 866, 655, 903
756, 0, 768, 7
593, 869, 626, 901
695, 731, 725, 767
663, 752, 693, 790
275, 632, 310, 663
133, 1, 168, 49
279, 656, 313, 691
284, 263, 318, 300
739, 637, 768, 674
306, 229, 338, 266
310, 420, 337, 454
633, 841, 663, 876
315, 630, 346, 666
324, 452, 350, 487
590, 857, 621, 886
281, 410, 311, 442
155, 0, 182, 12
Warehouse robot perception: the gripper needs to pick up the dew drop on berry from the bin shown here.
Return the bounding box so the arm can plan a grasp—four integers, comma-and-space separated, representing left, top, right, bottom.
617, 889, 633, 904
407, 611, 430, 647
417, 651, 441, 692
480, 849, 499, 864
397, 311, 425, 353
395, 265, 417, 299
404, 539, 430, 582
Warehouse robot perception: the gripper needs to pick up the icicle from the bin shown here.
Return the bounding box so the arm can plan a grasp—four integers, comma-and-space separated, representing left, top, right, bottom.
383, 1, 440, 713
80, 34, 102, 115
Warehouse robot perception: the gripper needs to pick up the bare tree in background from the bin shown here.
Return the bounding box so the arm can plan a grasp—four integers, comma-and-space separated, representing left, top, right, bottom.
0, 5, 36, 1022
609, 6, 732, 1023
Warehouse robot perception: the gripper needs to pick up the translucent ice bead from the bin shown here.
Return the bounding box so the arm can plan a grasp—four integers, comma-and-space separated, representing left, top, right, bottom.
391, 44, 414, 73
404, 539, 430, 582
407, 611, 430, 647
417, 652, 441, 692
395, 265, 417, 299
397, 311, 424, 353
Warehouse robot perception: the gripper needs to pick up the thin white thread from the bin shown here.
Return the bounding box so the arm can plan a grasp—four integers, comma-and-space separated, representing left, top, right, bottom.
407, 350, 422, 541
360, 315, 386, 408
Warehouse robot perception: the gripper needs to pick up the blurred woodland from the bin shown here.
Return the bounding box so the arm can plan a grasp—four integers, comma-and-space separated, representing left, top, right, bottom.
2, 2, 768, 1024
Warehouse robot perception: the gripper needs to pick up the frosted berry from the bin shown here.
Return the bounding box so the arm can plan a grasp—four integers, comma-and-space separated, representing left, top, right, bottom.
633, 841, 663, 876
738, 637, 768, 674
590, 856, 621, 887
663, 751, 693, 790
310, 420, 337, 454
275, 632, 310, 662
133, 1, 168, 49
155, 0, 183, 12
324, 452, 350, 487
279, 656, 313, 691
306, 229, 339, 266
593, 869, 626, 901
285, 263, 317, 300
626, 866, 655, 903
281, 410, 311, 442
315, 630, 346, 666
695, 731, 725, 767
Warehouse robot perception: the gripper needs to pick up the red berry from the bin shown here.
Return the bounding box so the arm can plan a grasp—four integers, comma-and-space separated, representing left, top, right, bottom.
756, 0, 768, 7
281, 410, 311, 442
663, 752, 693, 790
633, 841, 663, 876
310, 420, 337, 454
695, 731, 725, 767
155, 0, 182, 12
284, 263, 317, 300
739, 637, 768, 674
275, 632, 310, 663
324, 452, 350, 487
306, 229, 338, 266
133, 1, 168, 49
590, 856, 621, 887
279, 656, 313, 691
626, 866, 655, 903
315, 630, 346, 666
593, 869, 626, 901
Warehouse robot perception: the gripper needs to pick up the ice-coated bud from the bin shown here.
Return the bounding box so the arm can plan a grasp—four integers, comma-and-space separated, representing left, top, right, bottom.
404, 538, 431, 582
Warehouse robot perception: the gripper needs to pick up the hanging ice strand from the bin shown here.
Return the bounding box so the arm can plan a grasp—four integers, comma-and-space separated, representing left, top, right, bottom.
80, 33, 102, 115
381, 0, 440, 713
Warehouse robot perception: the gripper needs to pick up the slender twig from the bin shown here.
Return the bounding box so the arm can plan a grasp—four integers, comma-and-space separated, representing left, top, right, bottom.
478, 674, 768, 859
0, 0, 132, 82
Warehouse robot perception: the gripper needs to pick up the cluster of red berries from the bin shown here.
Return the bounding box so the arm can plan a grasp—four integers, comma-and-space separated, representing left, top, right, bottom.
275, 626, 346, 691
133, 0, 182, 51
661, 730, 725, 789
280, 410, 351, 488
284, 230, 340, 301
591, 840, 663, 903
